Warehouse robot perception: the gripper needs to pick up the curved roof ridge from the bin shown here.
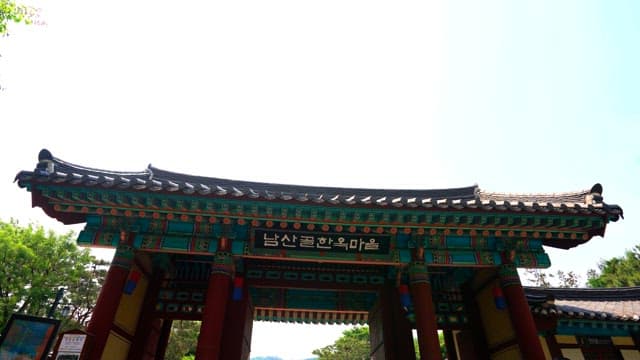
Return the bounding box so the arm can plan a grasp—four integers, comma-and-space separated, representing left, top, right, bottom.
14, 149, 623, 224
149, 165, 479, 198
51, 153, 151, 178
479, 189, 591, 198
525, 286, 640, 301
478, 187, 593, 204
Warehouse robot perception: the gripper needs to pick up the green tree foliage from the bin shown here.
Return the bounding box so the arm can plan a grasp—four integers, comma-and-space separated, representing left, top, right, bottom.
61, 258, 108, 330
164, 320, 200, 360
588, 245, 640, 288
413, 331, 447, 359
0, 0, 34, 35
312, 326, 370, 360
525, 269, 580, 288
312, 326, 447, 360
0, 220, 103, 330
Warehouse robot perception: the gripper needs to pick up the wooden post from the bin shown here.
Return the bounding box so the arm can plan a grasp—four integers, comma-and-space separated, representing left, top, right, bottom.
86, 235, 133, 360
196, 238, 233, 360
409, 262, 442, 360
499, 264, 546, 360
154, 320, 173, 360
443, 330, 458, 360
220, 277, 253, 360
368, 282, 416, 360
545, 332, 563, 359
127, 263, 165, 360
461, 281, 489, 359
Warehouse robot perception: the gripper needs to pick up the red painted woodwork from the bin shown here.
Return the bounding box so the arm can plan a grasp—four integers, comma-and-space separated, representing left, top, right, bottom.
154, 320, 172, 360
411, 281, 443, 360
220, 282, 253, 360
86, 245, 132, 360
369, 283, 415, 360
195, 272, 232, 360
502, 281, 546, 359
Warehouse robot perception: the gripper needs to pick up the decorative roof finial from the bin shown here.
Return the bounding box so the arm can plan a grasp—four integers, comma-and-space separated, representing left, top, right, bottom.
36, 149, 54, 175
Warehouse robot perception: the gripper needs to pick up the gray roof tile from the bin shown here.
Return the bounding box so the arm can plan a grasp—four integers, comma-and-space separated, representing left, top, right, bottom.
14, 149, 623, 220
526, 287, 640, 322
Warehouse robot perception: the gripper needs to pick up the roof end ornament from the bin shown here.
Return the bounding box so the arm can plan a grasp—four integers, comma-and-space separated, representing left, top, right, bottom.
35, 148, 55, 176
586, 183, 604, 205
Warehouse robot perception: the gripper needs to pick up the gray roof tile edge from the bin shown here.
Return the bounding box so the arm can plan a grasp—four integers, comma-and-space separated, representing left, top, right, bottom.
525, 287, 640, 322
13, 149, 623, 218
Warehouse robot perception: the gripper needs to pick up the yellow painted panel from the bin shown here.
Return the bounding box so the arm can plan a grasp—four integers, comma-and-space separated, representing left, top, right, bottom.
491, 345, 521, 360
539, 335, 552, 360
114, 265, 149, 335
476, 279, 515, 347
561, 348, 585, 360
613, 336, 636, 346
621, 350, 640, 360
555, 335, 578, 344
101, 332, 130, 360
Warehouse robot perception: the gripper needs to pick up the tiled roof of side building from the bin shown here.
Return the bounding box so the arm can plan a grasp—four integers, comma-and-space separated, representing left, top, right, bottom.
525, 287, 640, 322
14, 149, 623, 219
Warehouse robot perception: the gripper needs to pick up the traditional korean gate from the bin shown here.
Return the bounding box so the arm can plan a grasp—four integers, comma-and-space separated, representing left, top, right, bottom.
14, 149, 623, 360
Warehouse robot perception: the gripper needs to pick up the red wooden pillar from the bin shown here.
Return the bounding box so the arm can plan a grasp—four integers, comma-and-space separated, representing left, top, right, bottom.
409, 262, 442, 360
196, 240, 234, 360
154, 320, 172, 360
86, 234, 134, 360
220, 277, 253, 360
499, 264, 546, 360
369, 282, 416, 360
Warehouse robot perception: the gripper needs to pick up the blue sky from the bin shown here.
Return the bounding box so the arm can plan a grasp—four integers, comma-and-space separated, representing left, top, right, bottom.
1, 1, 639, 358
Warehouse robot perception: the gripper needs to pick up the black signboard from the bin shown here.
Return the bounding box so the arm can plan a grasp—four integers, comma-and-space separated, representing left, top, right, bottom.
254, 229, 391, 255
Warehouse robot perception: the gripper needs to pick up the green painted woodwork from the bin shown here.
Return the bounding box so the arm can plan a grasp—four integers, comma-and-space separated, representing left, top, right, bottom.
77, 213, 552, 267
112, 244, 134, 269
499, 264, 522, 288
32, 184, 608, 269
557, 319, 640, 337
37, 185, 606, 232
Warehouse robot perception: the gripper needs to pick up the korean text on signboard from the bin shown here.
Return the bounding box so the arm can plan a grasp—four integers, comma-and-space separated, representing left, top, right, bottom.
253, 229, 391, 255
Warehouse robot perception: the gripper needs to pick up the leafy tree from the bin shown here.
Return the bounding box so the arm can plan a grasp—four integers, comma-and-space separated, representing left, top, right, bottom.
588, 245, 640, 288
0, 220, 102, 330
555, 270, 580, 288
413, 331, 447, 359
60, 258, 109, 330
312, 326, 447, 359
165, 320, 200, 360
312, 326, 370, 360
525, 269, 553, 288
525, 269, 580, 288
0, 0, 34, 35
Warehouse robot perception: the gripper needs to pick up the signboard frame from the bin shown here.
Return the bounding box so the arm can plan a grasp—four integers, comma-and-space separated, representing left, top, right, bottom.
0, 313, 60, 360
